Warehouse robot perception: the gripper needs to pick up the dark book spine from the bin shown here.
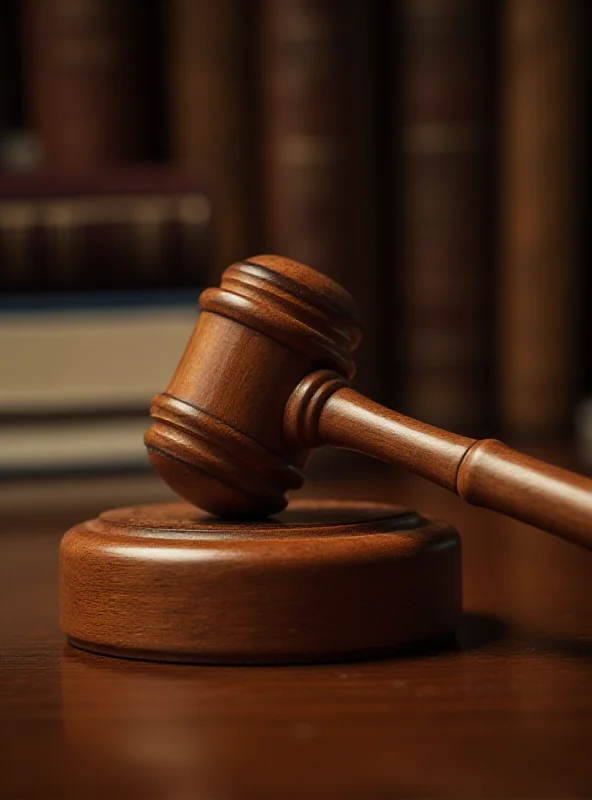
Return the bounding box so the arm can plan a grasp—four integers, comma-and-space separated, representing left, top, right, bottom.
170, 0, 256, 282
261, 0, 347, 280
500, 0, 584, 439
23, 0, 155, 169
0, 188, 211, 292
393, 0, 494, 434
261, 0, 384, 398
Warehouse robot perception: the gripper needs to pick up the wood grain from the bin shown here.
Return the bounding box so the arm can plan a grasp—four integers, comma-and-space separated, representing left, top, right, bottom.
310, 378, 592, 549
60, 499, 461, 664
145, 254, 592, 549
145, 255, 361, 516
456, 439, 592, 550
3, 466, 592, 798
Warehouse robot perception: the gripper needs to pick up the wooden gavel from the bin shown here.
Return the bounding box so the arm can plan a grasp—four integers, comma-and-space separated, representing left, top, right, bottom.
145, 255, 592, 551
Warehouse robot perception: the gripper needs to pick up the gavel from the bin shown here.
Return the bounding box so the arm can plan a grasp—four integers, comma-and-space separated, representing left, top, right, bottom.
145, 254, 592, 552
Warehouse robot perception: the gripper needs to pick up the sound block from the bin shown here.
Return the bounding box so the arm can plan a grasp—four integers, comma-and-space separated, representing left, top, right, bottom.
60, 500, 462, 664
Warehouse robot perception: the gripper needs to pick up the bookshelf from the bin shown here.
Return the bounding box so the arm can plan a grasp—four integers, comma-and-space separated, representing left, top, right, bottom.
0, 0, 590, 476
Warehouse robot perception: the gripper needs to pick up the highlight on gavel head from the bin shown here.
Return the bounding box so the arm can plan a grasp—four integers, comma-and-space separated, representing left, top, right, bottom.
144, 255, 362, 517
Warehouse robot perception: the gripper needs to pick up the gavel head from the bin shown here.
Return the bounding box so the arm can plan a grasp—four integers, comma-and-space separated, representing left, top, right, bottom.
144, 255, 362, 517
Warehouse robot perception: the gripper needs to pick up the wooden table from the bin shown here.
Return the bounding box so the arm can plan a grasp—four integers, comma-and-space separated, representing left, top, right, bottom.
2, 460, 591, 799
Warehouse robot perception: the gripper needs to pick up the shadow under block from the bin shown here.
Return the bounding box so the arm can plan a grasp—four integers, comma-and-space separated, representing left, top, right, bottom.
60, 500, 462, 664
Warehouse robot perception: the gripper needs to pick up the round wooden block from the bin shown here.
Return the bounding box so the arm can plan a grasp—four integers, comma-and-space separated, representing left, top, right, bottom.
60, 500, 462, 664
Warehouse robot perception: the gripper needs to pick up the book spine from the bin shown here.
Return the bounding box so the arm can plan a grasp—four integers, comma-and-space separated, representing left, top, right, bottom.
394, 0, 494, 435
0, 299, 198, 416
261, 0, 384, 399
170, 0, 255, 282
500, 0, 583, 439
0, 192, 211, 292
261, 0, 347, 281
23, 0, 151, 169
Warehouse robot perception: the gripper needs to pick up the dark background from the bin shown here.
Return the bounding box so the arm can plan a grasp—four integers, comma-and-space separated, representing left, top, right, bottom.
0, 0, 590, 479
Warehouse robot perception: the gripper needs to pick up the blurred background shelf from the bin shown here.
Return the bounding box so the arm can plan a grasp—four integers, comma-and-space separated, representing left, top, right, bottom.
0, 0, 591, 477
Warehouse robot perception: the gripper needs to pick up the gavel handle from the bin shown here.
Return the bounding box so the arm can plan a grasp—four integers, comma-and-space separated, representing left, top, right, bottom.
286, 373, 592, 551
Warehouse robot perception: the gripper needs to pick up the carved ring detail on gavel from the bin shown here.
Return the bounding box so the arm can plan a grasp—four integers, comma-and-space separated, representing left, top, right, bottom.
145, 255, 592, 552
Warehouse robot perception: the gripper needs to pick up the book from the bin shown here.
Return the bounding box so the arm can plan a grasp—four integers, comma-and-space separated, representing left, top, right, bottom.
0, 291, 198, 414
260, 0, 385, 399
0, 168, 209, 475
0, 470, 175, 512
0, 415, 153, 477
22, 0, 164, 168
0, 169, 212, 291
499, 0, 584, 439
0, 290, 199, 475
261, 0, 347, 277
170, 0, 256, 281
392, 0, 495, 435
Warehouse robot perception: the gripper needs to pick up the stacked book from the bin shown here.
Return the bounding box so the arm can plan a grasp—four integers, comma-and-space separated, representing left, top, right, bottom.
0, 171, 210, 475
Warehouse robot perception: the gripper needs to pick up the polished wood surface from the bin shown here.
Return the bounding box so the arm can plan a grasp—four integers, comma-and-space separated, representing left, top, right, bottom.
311, 377, 592, 550
3, 464, 592, 798
60, 500, 461, 664
145, 255, 361, 517
145, 255, 592, 551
